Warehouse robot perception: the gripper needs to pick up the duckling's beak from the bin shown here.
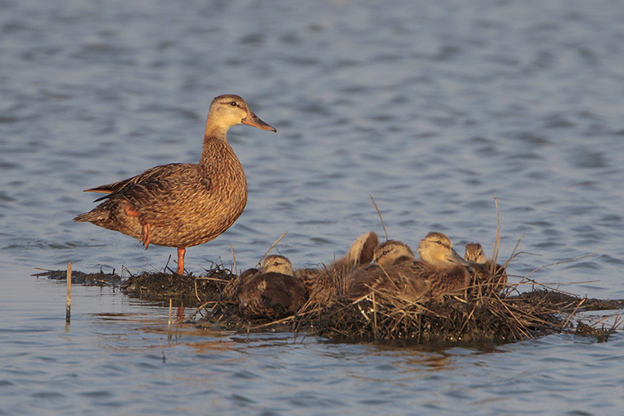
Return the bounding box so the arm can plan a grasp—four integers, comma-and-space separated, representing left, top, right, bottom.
242, 112, 277, 132
445, 249, 470, 266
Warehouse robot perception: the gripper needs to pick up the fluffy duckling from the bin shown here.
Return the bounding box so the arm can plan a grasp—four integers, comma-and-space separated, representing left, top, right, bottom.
345, 232, 471, 301
373, 240, 416, 267
464, 242, 487, 264
418, 232, 469, 268
464, 242, 508, 294
295, 231, 379, 304
237, 255, 309, 320
74, 94, 276, 275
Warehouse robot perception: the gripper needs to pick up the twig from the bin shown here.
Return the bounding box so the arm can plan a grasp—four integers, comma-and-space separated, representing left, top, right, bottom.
252, 315, 295, 329
493, 193, 501, 266
519, 248, 600, 283
66, 262, 72, 324
560, 299, 586, 329
230, 244, 237, 276
255, 231, 288, 268
369, 195, 389, 241
372, 291, 378, 338
194, 278, 200, 302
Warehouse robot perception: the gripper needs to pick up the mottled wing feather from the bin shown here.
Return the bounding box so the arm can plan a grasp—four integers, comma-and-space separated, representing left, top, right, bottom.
87, 163, 191, 200
95, 164, 208, 224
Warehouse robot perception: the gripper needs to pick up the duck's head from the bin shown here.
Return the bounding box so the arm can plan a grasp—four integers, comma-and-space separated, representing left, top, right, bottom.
261, 255, 294, 276
207, 94, 276, 135
464, 242, 487, 264
373, 240, 416, 267
418, 232, 469, 269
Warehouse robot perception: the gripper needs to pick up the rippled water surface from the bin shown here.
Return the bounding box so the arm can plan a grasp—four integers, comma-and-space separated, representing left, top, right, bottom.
2, 0, 624, 414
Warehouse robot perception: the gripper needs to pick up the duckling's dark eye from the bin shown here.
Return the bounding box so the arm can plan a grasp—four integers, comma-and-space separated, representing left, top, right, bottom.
230, 101, 238, 107
436, 240, 442, 245
383, 250, 391, 256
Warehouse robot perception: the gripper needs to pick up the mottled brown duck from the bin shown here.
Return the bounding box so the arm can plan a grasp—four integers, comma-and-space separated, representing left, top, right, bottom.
237, 255, 309, 320
464, 242, 508, 294
74, 94, 276, 275
295, 231, 379, 304
345, 232, 471, 301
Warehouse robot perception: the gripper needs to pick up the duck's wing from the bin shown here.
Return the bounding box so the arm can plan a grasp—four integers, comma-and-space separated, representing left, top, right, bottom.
85, 163, 197, 201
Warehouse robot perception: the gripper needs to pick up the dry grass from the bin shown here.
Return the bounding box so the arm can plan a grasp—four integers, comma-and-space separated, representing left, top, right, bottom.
193, 259, 622, 343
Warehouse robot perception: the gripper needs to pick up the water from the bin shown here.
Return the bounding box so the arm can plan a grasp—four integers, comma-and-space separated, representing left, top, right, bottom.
2, 0, 624, 414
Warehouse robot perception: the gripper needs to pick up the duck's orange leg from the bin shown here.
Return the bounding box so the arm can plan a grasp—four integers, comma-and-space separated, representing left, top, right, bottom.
141, 223, 151, 249
124, 204, 151, 249
176, 247, 186, 275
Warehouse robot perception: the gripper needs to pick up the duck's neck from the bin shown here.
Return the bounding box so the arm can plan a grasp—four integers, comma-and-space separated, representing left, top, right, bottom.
420, 252, 454, 270
200, 132, 241, 172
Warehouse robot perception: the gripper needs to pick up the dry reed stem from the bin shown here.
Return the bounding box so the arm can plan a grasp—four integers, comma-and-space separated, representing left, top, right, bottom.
369, 194, 389, 241
255, 231, 288, 268
493, 193, 501, 265
560, 299, 586, 330
66, 262, 72, 323
230, 244, 237, 278
520, 249, 600, 283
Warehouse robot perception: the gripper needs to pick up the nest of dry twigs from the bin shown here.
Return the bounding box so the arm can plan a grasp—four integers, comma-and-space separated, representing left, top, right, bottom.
119, 261, 236, 305
193, 264, 622, 344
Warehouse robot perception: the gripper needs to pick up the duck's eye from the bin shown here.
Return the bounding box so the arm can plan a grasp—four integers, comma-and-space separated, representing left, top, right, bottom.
230, 101, 238, 107
383, 250, 390, 256
436, 240, 442, 245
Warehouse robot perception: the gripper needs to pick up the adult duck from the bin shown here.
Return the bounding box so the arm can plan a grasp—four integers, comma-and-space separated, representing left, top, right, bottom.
345, 232, 471, 301
238, 255, 309, 319
74, 94, 276, 275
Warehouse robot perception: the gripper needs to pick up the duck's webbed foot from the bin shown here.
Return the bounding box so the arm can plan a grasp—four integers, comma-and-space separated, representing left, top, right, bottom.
140, 223, 151, 249
123, 203, 151, 249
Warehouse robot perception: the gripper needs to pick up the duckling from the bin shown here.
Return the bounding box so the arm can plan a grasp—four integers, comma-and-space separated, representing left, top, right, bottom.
464, 242, 487, 264
464, 242, 508, 294
295, 232, 379, 304
418, 232, 469, 268
74, 94, 276, 275
237, 255, 309, 320
373, 240, 416, 267
345, 232, 471, 301
345, 239, 419, 300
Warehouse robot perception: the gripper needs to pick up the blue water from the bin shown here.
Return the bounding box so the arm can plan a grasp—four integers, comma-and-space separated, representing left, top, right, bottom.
2, 0, 624, 414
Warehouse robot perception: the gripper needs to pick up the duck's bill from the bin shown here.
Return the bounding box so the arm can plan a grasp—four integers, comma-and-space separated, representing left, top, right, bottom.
445, 249, 470, 266
243, 112, 277, 132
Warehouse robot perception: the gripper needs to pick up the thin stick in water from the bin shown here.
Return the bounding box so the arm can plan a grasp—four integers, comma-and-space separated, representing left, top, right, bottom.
66, 262, 72, 323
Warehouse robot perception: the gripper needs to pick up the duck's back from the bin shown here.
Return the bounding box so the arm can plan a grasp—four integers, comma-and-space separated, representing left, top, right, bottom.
345, 260, 472, 301
238, 272, 309, 319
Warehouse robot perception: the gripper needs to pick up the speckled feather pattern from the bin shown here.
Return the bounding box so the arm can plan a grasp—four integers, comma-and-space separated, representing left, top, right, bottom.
74, 138, 247, 248
345, 260, 471, 301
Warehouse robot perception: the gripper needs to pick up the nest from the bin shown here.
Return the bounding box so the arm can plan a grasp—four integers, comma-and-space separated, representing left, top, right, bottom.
293, 289, 561, 343
196, 266, 622, 344
38, 261, 621, 344
120, 262, 236, 305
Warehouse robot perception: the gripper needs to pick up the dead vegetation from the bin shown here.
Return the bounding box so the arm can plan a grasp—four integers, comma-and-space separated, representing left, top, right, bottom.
36, 261, 622, 344
193, 263, 621, 344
